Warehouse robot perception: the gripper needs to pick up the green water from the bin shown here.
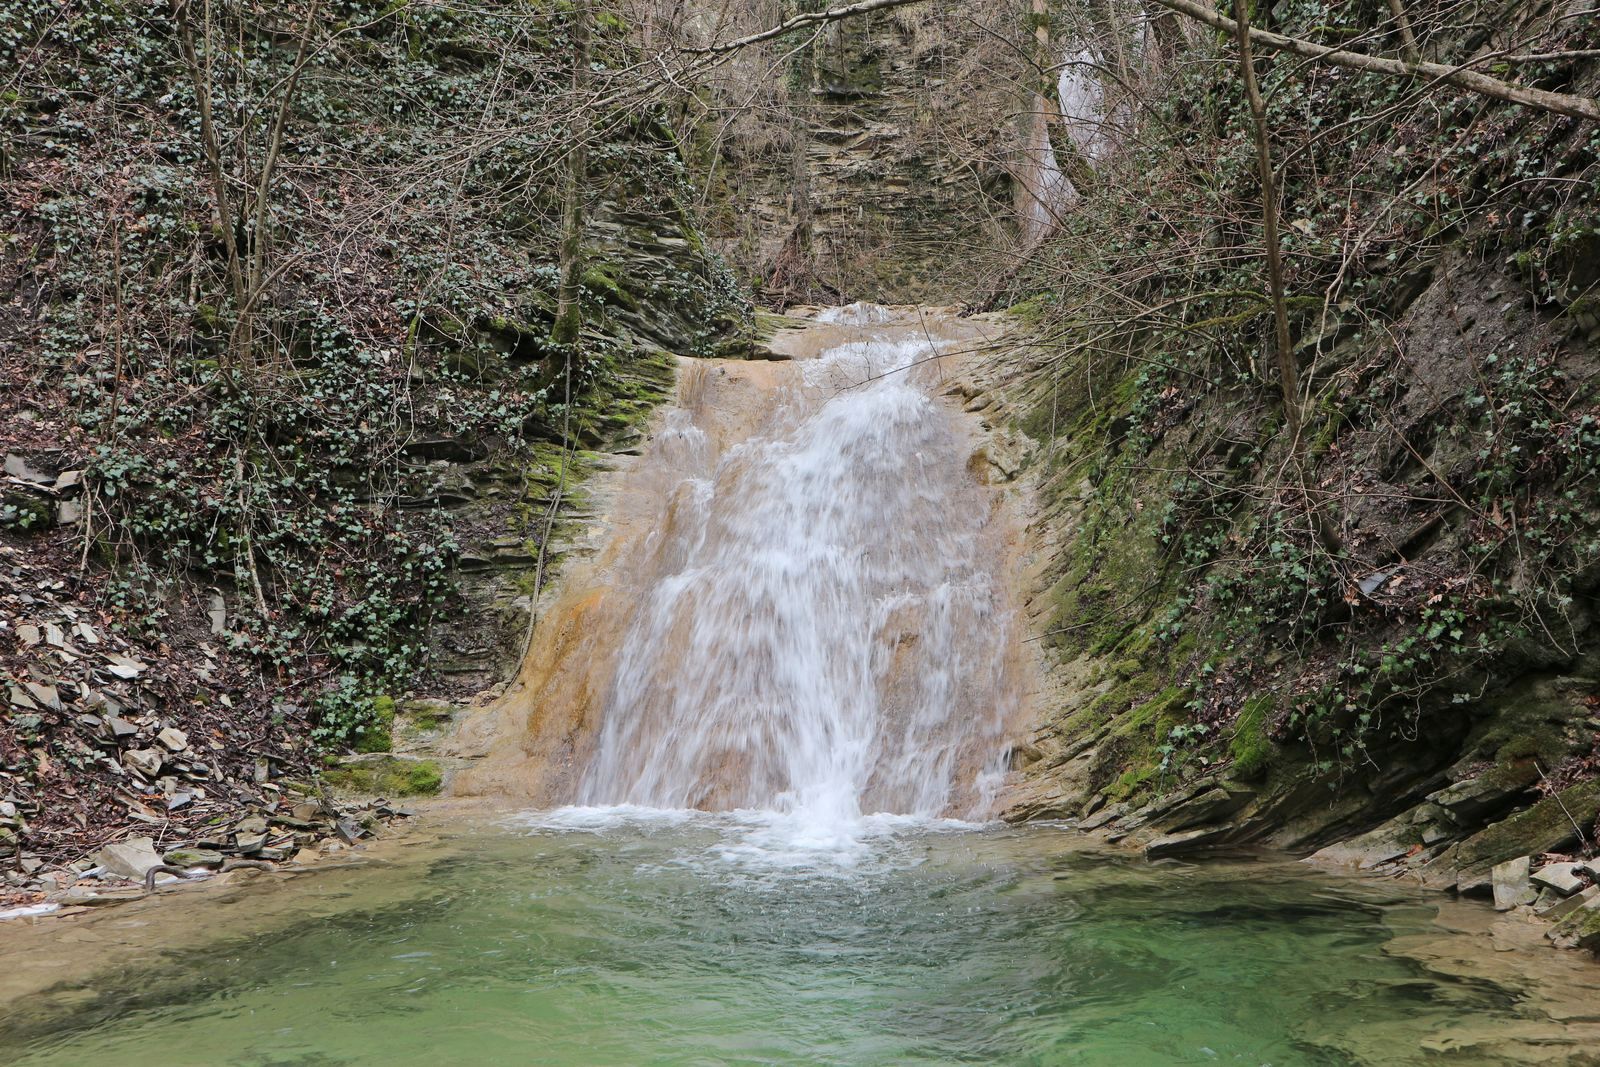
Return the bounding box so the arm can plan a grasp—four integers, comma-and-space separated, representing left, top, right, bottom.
0, 811, 1580, 1065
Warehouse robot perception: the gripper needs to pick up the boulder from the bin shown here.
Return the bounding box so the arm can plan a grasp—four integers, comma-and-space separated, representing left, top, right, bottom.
1492, 857, 1536, 911
92, 836, 163, 881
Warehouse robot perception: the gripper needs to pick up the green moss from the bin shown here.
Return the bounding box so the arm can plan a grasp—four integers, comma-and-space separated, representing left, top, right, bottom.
1006, 294, 1056, 325
1082, 671, 1155, 728
352, 695, 397, 753
0, 492, 52, 532
1229, 694, 1275, 780
1492, 730, 1567, 765
751, 309, 811, 342
1555, 900, 1600, 951
1108, 764, 1157, 801
323, 755, 443, 797
581, 262, 636, 309
400, 699, 455, 736
1128, 685, 1189, 731
1089, 685, 1194, 804
1465, 684, 1575, 768
1110, 658, 1143, 681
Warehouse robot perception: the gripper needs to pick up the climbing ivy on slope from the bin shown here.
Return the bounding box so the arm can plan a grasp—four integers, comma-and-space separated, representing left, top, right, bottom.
1, 0, 748, 747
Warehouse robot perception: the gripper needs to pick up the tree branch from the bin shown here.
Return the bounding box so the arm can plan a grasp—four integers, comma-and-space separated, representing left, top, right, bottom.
685, 0, 928, 56
1149, 0, 1600, 123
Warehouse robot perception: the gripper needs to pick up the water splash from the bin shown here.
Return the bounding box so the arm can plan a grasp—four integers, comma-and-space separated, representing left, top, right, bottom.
574, 307, 1023, 838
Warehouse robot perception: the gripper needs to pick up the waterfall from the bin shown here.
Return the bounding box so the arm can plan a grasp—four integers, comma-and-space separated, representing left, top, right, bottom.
456, 304, 1025, 840
578, 305, 1020, 826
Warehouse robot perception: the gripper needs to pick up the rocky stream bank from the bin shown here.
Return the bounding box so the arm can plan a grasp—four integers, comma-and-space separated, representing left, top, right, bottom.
937, 307, 1600, 962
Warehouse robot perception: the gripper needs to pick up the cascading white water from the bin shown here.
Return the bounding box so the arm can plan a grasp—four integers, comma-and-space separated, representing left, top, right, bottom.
574, 305, 1020, 832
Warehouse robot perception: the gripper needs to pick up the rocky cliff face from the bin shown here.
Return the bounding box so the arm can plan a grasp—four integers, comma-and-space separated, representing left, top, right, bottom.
421, 206, 747, 697
696, 6, 1019, 304
950, 0, 1600, 948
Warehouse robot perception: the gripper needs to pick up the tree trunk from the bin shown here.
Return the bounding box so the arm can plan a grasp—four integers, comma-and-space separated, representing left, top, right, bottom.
551, 0, 592, 352
1231, 0, 1302, 450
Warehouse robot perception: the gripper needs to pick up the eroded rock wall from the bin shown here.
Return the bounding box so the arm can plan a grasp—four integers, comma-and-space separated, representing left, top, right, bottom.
695, 5, 1020, 304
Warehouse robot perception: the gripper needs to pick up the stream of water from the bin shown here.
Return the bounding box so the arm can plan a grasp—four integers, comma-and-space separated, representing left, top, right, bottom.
6, 306, 1599, 1064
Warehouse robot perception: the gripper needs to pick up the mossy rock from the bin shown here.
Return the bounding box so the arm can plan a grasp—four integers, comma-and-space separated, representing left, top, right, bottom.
1451, 777, 1600, 873
1229, 695, 1275, 781
1089, 685, 1194, 803
581, 262, 637, 309
400, 698, 455, 734
0, 491, 52, 532
1005, 294, 1056, 325
352, 695, 396, 754
1555, 900, 1600, 953
322, 755, 443, 797
1465, 675, 1591, 768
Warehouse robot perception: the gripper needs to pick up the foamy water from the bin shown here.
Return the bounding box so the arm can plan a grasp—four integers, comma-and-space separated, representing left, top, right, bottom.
508, 804, 992, 875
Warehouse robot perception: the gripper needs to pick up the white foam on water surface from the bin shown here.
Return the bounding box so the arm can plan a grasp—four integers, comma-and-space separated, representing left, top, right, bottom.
507, 803, 995, 878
